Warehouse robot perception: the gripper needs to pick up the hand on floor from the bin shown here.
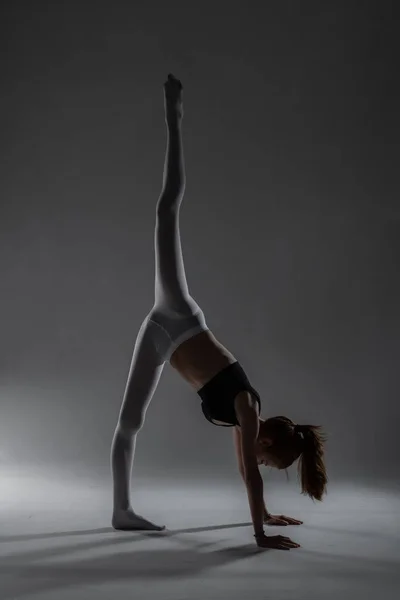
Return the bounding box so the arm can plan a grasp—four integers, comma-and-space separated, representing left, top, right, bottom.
264, 514, 303, 526
255, 533, 301, 550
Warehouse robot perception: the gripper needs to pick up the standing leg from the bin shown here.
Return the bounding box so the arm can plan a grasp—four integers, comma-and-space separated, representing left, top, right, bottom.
111, 318, 166, 530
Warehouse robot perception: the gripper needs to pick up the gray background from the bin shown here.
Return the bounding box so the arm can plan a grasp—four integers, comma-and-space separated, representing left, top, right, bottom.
1, 1, 399, 484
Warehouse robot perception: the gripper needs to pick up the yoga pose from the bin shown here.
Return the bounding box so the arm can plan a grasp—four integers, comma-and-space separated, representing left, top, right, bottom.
111, 74, 328, 550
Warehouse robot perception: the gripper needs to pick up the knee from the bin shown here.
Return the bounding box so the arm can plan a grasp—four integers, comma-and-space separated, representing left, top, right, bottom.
117, 413, 144, 438
156, 199, 179, 219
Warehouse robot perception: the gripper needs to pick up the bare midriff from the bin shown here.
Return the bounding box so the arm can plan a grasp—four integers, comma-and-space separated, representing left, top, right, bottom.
170, 330, 237, 390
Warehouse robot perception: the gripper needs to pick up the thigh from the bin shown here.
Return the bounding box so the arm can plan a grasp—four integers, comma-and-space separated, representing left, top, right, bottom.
119, 317, 167, 428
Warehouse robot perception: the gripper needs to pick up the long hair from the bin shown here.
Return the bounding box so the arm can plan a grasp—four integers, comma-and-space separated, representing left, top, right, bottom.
260, 416, 328, 501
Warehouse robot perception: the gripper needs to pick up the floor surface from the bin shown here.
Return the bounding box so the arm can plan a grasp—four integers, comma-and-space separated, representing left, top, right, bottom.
1, 467, 399, 600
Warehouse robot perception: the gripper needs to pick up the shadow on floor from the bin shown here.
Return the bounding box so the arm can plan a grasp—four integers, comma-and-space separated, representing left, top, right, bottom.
2, 522, 400, 599
0, 532, 262, 600
0, 521, 253, 543
2, 533, 400, 600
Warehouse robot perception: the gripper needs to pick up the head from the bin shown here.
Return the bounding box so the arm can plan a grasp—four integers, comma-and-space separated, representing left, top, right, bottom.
256, 416, 328, 501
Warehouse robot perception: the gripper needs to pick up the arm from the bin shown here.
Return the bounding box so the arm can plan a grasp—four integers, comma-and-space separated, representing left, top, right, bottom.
232, 427, 270, 521
234, 393, 265, 537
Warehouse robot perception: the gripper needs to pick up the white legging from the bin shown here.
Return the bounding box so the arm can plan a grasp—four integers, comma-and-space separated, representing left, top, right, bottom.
118, 204, 207, 436
116, 174, 210, 445
111, 110, 208, 513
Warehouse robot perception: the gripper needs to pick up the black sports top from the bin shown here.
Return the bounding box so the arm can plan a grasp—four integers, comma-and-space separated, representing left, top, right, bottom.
197, 361, 261, 427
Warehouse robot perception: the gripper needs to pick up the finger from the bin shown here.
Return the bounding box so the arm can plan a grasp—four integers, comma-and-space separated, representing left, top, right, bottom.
277, 540, 299, 549
272, 541, 290, 549
282, 539, 300, 546
285, 517, 303, 524
282, 516, 303, 525
287, 518, 303, 525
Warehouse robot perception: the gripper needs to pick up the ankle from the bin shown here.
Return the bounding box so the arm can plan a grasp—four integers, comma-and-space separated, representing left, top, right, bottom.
113, 502, 131, 514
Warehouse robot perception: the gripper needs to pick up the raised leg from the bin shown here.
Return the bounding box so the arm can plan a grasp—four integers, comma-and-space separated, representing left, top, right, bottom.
154, 75, 197, 314
111, 318, 166, 530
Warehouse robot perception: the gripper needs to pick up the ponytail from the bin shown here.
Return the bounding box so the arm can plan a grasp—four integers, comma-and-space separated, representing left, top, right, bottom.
297, 425, 328, 501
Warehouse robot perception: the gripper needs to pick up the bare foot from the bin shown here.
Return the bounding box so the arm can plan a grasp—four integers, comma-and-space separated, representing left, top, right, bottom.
163, 73, 183, 120
112, 508, 166, 531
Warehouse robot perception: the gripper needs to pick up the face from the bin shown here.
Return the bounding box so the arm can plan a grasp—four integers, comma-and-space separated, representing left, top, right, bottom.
257, 453, 275, 467
257, 451, 283, 468
255, 436, 281, 468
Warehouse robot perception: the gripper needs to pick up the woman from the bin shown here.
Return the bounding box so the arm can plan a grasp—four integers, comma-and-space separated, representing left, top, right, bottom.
111, 74, 328, 550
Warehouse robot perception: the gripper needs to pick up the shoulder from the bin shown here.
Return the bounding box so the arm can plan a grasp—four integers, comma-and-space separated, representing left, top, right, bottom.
234, 390, 259, 414
234, 391, 260, 437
